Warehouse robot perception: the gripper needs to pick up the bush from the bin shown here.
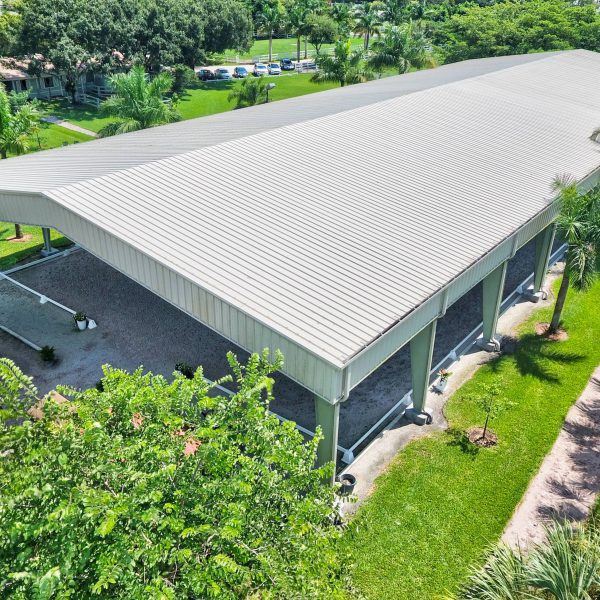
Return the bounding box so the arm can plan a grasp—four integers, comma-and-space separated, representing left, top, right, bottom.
39, 345, 56, 363
0, 352, 349, 599
170, 64, 197, 94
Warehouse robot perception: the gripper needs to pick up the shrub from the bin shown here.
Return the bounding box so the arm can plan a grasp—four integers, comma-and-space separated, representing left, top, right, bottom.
171, 64, 197, 94
0, 351, 348, 599
39, 345, 56, 363
175, 361, 195, 379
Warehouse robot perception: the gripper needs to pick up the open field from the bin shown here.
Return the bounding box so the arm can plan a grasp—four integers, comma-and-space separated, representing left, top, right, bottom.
345, 278, 600, 599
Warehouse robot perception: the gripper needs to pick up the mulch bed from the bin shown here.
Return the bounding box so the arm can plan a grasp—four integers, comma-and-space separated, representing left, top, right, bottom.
467, 427, 498, 447
535, 322, 569, 342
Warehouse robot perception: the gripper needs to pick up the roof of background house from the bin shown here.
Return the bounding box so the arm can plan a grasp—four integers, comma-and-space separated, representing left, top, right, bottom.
1, 50, 600, 376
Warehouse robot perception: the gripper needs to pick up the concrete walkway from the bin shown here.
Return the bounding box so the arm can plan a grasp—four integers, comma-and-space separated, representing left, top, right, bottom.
503, 365, 600, 547
41, 116, 98, 138
343, 261, 566, 514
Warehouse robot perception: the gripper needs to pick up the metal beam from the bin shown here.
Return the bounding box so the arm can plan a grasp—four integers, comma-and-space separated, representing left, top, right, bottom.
481, 261, 507, 349
410, 320, 437, 413
314, 395, 340, 482
40, 227, 58, 257
533, 223, 556, 295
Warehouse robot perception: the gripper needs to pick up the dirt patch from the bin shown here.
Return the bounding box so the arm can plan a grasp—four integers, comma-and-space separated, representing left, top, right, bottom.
7, 234, 33, 243
535, 322, 569, 341
467, 426, 498, 447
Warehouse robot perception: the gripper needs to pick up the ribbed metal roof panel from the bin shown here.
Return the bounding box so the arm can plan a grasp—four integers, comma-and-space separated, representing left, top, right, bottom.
23, 50, 600, 366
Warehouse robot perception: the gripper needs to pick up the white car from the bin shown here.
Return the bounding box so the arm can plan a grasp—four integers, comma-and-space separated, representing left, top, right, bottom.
214, 68, 232, 80
253, 63, 269, 77
268, 63, 281, 75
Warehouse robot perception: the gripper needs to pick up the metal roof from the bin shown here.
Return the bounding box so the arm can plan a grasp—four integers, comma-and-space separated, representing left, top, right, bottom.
2, 50, 600, 399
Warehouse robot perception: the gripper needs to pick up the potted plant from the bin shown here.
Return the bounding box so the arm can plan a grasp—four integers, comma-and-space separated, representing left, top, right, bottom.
434, 368, 452, 393
336, 473, 357, 496
73, 311, 87, 331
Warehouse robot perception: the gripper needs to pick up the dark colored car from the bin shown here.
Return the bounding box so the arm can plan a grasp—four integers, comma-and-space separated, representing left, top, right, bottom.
233, 66, 249, 78
198, 68, 216, 81
280, 58, 295, 71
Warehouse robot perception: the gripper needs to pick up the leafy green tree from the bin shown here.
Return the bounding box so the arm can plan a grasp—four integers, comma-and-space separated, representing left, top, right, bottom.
0, 86, 40, 238
99, 66, 181, 137
438, 0, 600, 64
354, 1, 383, 52
306, 13, 339, 55
0, 10, 19, 56
258, 1, 286, 61
312, 38, 374, 86
468, 382, 507, 442
329, 2, 354, 38
381, 0, 409, 25
228, 76, 269, 107
547, 180, 600, 334
286, 0, 311, 61
0, 352, 348, 598
452, 520, 600, 599
368, 21, 436, 74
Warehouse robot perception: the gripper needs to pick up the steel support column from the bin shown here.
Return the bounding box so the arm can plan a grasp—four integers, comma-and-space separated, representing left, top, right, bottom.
314, 395, 340, 482
481, 261, 508, 350
409, 320, 437, 413
41, 227, 58, 257
531, 223, 556, 298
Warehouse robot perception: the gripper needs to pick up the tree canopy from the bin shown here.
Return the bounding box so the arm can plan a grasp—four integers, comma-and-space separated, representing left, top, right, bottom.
15, 0, 252, 72
0, 353, 349, 598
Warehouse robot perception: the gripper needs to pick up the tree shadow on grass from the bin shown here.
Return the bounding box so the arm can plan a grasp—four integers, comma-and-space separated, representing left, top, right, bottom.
446, 427, 480, 459
489, 333, 585, 384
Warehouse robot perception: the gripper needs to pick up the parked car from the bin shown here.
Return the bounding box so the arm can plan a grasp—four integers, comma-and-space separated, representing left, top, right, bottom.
268, 63, 282, 75
253, 63, 269, 77
198, 68, 215, 81
280, 58, 295, 71
215, 68, 233, 80
233, 66, 249, 78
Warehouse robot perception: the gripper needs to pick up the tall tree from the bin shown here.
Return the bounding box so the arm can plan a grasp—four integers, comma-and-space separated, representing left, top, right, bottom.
286, 0, 310, 61
258, 1, 286, 61
306, 13, 338, 55
381, 0, 408, 25
98, 66, 181, 137
354, 1, 383, 52
329, 2, 354, 38
547, 179, 600, 333
368, 21, 436, 74
311, 38, 373, 86
0, 87, 40, 238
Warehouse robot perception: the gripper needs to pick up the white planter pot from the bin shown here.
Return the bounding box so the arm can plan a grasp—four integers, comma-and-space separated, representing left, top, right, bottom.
434, 378, 448, 393
76, 319, 87, 331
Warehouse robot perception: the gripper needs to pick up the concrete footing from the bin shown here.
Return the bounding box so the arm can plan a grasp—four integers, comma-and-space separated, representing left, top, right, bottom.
522, 286, 548, 303
476, 337, 502, 352
405, 408, 433, 426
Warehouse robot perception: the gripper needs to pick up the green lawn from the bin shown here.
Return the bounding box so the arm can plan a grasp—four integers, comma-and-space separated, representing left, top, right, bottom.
0, 222, 71, 269
39, 74, 342, 130
177, 74, 340, 119
220, 36, 365, 61
345, 279, 600, 599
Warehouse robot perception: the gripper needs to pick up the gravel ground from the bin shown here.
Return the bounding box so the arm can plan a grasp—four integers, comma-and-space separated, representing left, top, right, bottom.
2, 239, 549, 448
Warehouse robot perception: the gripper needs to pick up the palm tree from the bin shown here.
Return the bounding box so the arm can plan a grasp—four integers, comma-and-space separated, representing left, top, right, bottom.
368, 22, 436, 75
287, 1, 310, 62
329, 2, 354, 38
547, 179, 600, 334
312, 39, 374, 87
381, 0, 408, 25
98, 66, 181, 138
258, 2, 285, 62
228, 77, 269, 108
354, 1, 383, 52
0, 87, 40, 239
451, 521, 600, 599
